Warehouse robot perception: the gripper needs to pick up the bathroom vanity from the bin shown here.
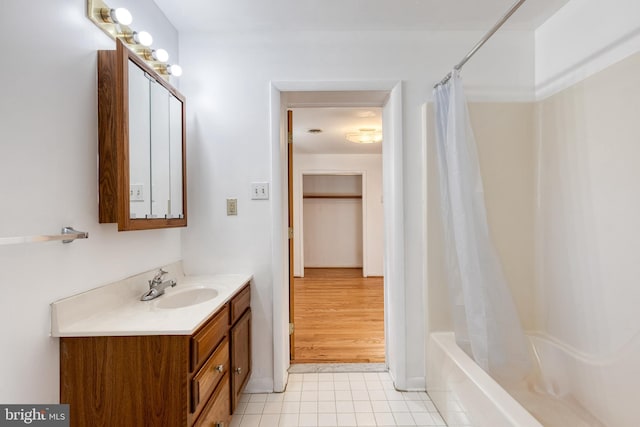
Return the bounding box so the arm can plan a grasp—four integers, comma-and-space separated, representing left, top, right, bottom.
51, 265, 251, 427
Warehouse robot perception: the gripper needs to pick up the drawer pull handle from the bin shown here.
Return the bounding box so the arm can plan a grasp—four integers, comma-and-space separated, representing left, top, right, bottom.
235, 367, 242, 374
213, 423, 224, 427
215, 364, 224, 373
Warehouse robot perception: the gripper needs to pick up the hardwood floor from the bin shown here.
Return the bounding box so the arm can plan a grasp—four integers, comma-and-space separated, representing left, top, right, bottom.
292, 268, 385, 364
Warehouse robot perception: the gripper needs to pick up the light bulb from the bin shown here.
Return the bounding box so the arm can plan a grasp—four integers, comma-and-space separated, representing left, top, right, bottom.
152, 48, 169, 63
167, 64, 183, 77
110, 8, 132, 26
134, 31, 153, 47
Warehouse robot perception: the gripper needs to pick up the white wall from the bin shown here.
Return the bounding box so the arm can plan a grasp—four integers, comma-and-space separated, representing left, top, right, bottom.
0, 0, 180, 403
535, 50, 640, 427
178, 28, 534, 391
535, 0, 640, 98
294, 156, 383, 276
303, 198, 363, 268
426, 103, 536, 333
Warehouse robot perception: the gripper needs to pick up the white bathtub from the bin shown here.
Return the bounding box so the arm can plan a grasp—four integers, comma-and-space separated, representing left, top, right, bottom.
427, 332, 631, 427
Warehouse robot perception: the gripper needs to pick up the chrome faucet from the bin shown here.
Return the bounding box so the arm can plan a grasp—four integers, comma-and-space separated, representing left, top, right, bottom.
140, 268, 177, 301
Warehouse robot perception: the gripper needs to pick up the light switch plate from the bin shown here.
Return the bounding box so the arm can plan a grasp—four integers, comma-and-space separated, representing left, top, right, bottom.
251, 182, 269, 200
226, 198, 238, 216
130, 184, 144, 201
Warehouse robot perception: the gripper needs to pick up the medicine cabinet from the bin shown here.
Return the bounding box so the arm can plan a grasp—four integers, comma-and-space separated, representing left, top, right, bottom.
98, 39, 187, 231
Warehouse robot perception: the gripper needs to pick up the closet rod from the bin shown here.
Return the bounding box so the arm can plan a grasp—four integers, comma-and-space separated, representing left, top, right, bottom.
434, 0, 527, 88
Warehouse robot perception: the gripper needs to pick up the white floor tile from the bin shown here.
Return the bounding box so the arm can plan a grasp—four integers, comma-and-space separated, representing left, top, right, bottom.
319, 390, 336, 401
318, 401, 337, 413
393, 412, 417, 426
368, 390, 387, 401
239, 414, 261, 427
350, 381, 367, 391
267, 393, 285, 402
372, 400, 392, 413
318, 413, 338, 427
300, 401, 318, 414
336, 400, 355, 413
249, 394, 269, 403
406, 400, 428, 412
260, 414, 280, 426
355, 412, 377, 426
244, 402, 266, 415
283, 391, 302, 402
319, 381, 335, 391
411, 412, 435, 425
337, 412, 357, 426
389, 400, 410, 413
234, 371, 448, 427
334, 381, 351, 391
302, 391, 320, 401
263, 402, 284, 414
335, 390, 352, 401
374, 412, 397, 426
353, 400, 373, 413
281, 401, 301, 413
279, 413, 300, 427
351, 390, 369, 401
299, 412, 319, 426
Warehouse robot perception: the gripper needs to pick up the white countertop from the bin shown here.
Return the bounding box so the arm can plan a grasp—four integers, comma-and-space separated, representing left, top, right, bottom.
51, 263, 252, 337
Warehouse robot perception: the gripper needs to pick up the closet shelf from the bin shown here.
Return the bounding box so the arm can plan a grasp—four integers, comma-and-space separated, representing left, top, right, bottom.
303, 194, 362, 199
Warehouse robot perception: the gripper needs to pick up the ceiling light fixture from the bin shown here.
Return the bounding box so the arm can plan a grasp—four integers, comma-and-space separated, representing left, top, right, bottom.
345, 129, 382, 144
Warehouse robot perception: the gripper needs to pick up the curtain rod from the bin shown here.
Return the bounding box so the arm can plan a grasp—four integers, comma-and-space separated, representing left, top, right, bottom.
434, 0, 527, 88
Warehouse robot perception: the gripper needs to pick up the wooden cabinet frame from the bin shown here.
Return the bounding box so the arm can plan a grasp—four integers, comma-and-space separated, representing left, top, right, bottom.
98, 39, 187, 231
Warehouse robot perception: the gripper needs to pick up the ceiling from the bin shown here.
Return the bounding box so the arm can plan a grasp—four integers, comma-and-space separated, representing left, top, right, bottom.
151, 0, 571, 155
153, 0, 570, 33
293, 107, 383, 155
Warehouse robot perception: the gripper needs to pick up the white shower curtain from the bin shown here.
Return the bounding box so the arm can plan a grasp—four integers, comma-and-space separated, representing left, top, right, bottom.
433, 70, 530, 382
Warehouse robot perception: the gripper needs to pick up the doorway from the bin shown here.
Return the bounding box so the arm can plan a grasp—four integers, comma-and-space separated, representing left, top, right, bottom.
270, 82, 406, 392
292, 164, 384, 362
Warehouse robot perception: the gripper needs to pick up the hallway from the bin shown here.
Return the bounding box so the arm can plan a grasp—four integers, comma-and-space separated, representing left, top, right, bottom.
293, 268, 385, 363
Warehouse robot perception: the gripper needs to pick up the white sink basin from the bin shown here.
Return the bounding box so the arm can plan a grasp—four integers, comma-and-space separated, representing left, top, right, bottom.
155, 287, 219, 309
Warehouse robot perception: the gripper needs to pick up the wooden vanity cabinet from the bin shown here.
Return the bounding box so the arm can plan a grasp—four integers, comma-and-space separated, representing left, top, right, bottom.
229, 284, 252, 412
60, 285, 251, 427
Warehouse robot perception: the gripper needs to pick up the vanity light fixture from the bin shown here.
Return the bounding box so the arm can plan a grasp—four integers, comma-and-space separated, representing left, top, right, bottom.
124, 30, 153, 47
87, 0, 182, 80
166, 64, 183, 77
152, 48, 170, 63
100, 7, 132, 26
345, 128, 383, 144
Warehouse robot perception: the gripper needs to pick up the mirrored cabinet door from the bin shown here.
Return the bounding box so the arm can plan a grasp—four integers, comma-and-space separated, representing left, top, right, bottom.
169, 95, 184, 218
98, 39, 187, 231
150, 79, 171, 219
128, 61, 152, 219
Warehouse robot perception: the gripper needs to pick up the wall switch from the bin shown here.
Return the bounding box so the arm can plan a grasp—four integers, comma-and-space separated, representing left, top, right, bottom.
251, 182, 269, 200
226, 198, 238, 216
130, 184, 144, 201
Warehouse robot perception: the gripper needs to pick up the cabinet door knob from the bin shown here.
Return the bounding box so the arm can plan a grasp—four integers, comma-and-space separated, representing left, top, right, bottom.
215, 364, 224, 373
235, 367, 242, 374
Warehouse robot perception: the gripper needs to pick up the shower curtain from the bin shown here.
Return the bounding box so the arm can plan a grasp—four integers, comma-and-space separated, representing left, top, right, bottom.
433, 70, 531, 381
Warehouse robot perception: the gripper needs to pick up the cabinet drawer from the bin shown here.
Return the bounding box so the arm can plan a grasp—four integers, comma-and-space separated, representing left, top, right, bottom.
191, 305, 229, 372
193, 373, 231, 427
230, 284, 250, 325
192, 339, 229, 415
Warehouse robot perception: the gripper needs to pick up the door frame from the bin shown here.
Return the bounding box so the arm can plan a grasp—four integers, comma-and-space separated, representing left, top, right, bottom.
270, 81, 406, 392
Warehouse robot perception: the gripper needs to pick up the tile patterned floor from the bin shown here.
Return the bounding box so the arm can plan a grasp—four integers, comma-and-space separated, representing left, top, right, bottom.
231, 372, 447, 427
